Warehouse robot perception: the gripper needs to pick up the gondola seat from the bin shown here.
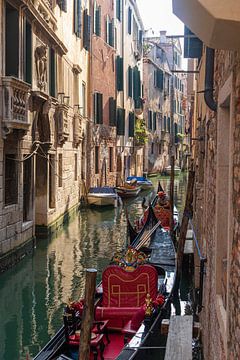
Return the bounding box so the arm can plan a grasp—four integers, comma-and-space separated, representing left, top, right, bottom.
68, 332, 105, 360
95, 264, 158, 329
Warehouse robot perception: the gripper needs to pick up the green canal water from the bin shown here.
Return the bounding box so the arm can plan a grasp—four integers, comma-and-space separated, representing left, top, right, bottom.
0, 174, 188, 360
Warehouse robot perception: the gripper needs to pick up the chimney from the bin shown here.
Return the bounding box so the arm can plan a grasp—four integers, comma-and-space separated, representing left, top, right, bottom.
160, 30, 167, 43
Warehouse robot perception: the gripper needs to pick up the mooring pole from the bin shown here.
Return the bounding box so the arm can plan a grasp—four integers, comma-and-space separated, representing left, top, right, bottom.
173, 166, 195, 296
79, 268, 97, 360
170, 154, 175, 236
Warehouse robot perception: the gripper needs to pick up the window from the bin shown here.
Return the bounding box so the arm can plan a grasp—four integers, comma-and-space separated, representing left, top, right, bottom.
151, 143, 154, 154
128, 7, 132, 34
109, 147, 113, 172
49, 48, 56, 97
74, 153, 77, 181
49, 154, 55, 209
24, 20, 32, 84
5, 3, 19, 77
128, 112, 135, 137
94, 2, 101, 36
109, 97, 116, 126
106, 16, 114, 47
93, 92, 103, 124
148, 110, 153, 130
82, 82, 86, 117
116, 0, 121, 21
74, 0, 82, 37
128, 66, 133, 98
158, 143, 162, 155
83, 9, 91, 50
57, 0, 67, 12
133, 66, 141, 101
58, 154, 63, 187
184, 26, 203, 59
95, 146, 99, 174
117, 108, 125, 135
167, 117, 171, 133
153, 112, 157, 131
154, 69, 164, 90
5, 154, 18, 205
23, 157, 32, 221
116, 56, 123, 91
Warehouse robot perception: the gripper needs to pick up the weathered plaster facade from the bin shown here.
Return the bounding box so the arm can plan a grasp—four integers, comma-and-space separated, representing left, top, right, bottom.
193, 47, 240, 360
0, 0, 90, 270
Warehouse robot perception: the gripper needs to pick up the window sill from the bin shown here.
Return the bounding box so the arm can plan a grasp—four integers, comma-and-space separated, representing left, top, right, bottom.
22, 221, 33, 232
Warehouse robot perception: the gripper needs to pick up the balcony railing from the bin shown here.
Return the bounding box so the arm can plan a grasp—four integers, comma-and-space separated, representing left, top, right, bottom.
1, 76, 31, 137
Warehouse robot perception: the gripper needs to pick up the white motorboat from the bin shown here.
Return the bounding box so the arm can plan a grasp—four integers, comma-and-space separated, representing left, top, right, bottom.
87, 187, 120, 207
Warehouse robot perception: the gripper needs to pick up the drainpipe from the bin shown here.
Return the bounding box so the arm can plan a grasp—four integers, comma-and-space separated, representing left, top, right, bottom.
204, 47, 217, 112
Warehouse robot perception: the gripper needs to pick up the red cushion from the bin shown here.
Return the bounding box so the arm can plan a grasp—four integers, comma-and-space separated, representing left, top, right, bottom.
130, 307, 145, 330
122, 321, 137, 335
102, 265, 158, 307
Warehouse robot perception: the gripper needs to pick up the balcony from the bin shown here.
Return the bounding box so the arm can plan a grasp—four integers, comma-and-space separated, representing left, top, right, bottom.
172, 0, 240, 50
73, 111, 83, 147
1, 77, 31, 137
55, 104, 69, 144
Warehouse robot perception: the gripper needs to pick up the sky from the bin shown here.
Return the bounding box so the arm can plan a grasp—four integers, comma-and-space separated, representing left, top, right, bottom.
137, 0, 184, 37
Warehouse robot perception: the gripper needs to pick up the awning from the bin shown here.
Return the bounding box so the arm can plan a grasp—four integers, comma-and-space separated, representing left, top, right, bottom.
172, 0, 240, 50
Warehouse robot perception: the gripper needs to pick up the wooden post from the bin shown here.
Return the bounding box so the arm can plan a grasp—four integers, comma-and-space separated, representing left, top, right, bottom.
79, 268, 97, 360
174, 166, 195, 295
170, 154, 175, 235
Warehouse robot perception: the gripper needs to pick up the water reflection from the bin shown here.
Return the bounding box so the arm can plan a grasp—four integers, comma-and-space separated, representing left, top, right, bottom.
0, 174, 187, 360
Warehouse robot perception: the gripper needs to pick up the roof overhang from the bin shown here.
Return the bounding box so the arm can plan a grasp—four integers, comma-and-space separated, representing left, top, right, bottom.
172, 0, 240, 50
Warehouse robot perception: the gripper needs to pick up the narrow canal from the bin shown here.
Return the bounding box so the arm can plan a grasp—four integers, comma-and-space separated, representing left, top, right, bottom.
0, 174, 188, 360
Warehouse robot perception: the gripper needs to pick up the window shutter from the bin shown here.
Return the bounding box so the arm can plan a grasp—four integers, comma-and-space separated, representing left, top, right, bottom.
128, 7, 132, 34
97, 93, 103, 124
167, 117, 171, 132
49, 48, 56, 97
128, 66, 133, 98
95, 5, 101, 36
109, 97, 116, 126
83, 10, 91, 50
148, 110, 153, 130
133, 66, 140, 100
138, 30, 143, 50
153, 112, 157, 131
108, 20, 114, 47
116, 0, 121, 21
58, 0, 67, 12
74, 0, 82, 37
156, 69, 163, 90
154, 70, 157, 87
117, 108, 125, 135
164, 116, 167, 131
128, 112, 135, 137
116, 56, 123, 91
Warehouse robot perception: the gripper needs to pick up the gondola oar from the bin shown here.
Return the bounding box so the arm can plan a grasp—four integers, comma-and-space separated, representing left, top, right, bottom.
136, 220, 161, 250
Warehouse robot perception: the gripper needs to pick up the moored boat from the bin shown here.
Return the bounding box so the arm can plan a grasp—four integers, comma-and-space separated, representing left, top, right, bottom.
87, 187, 121, 207
126, 176, 153, 190
164, 165, 181, 176
33, 200, 176, 360
115, 184, 141, 198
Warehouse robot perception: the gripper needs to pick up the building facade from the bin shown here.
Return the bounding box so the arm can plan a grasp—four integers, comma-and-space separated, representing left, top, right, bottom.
173, 1, 240, 359
0, 0, 90, 269
143, 39, 171, 174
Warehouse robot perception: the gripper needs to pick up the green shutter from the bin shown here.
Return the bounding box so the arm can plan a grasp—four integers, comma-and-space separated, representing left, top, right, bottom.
25, 20, 32, 84
128, 112, 135, 137
108, 20, 114, 47
95, 5, 101, 36
153, 112, 157, 131
83, 10, 91, 50
97, 93, 103, 124
49, 48, 56, 97
117, 108, 125, 135
164, 116, 167, 131
148, 110, 153, 130
133, 66, 140, 100
184, 26, 203, 59
156, 69, 164, 90
74, 0, 82, 37
116, 0, 121, 21
128, 66, 133, 98
109, 97, 116, 126
116, 56, 123, 91
128, 7, 132, 34
167, 117, 171, 132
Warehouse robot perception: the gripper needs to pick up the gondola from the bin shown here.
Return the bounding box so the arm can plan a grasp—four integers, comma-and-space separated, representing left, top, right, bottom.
127, 183, 179, 244
33, 203, 176, 360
